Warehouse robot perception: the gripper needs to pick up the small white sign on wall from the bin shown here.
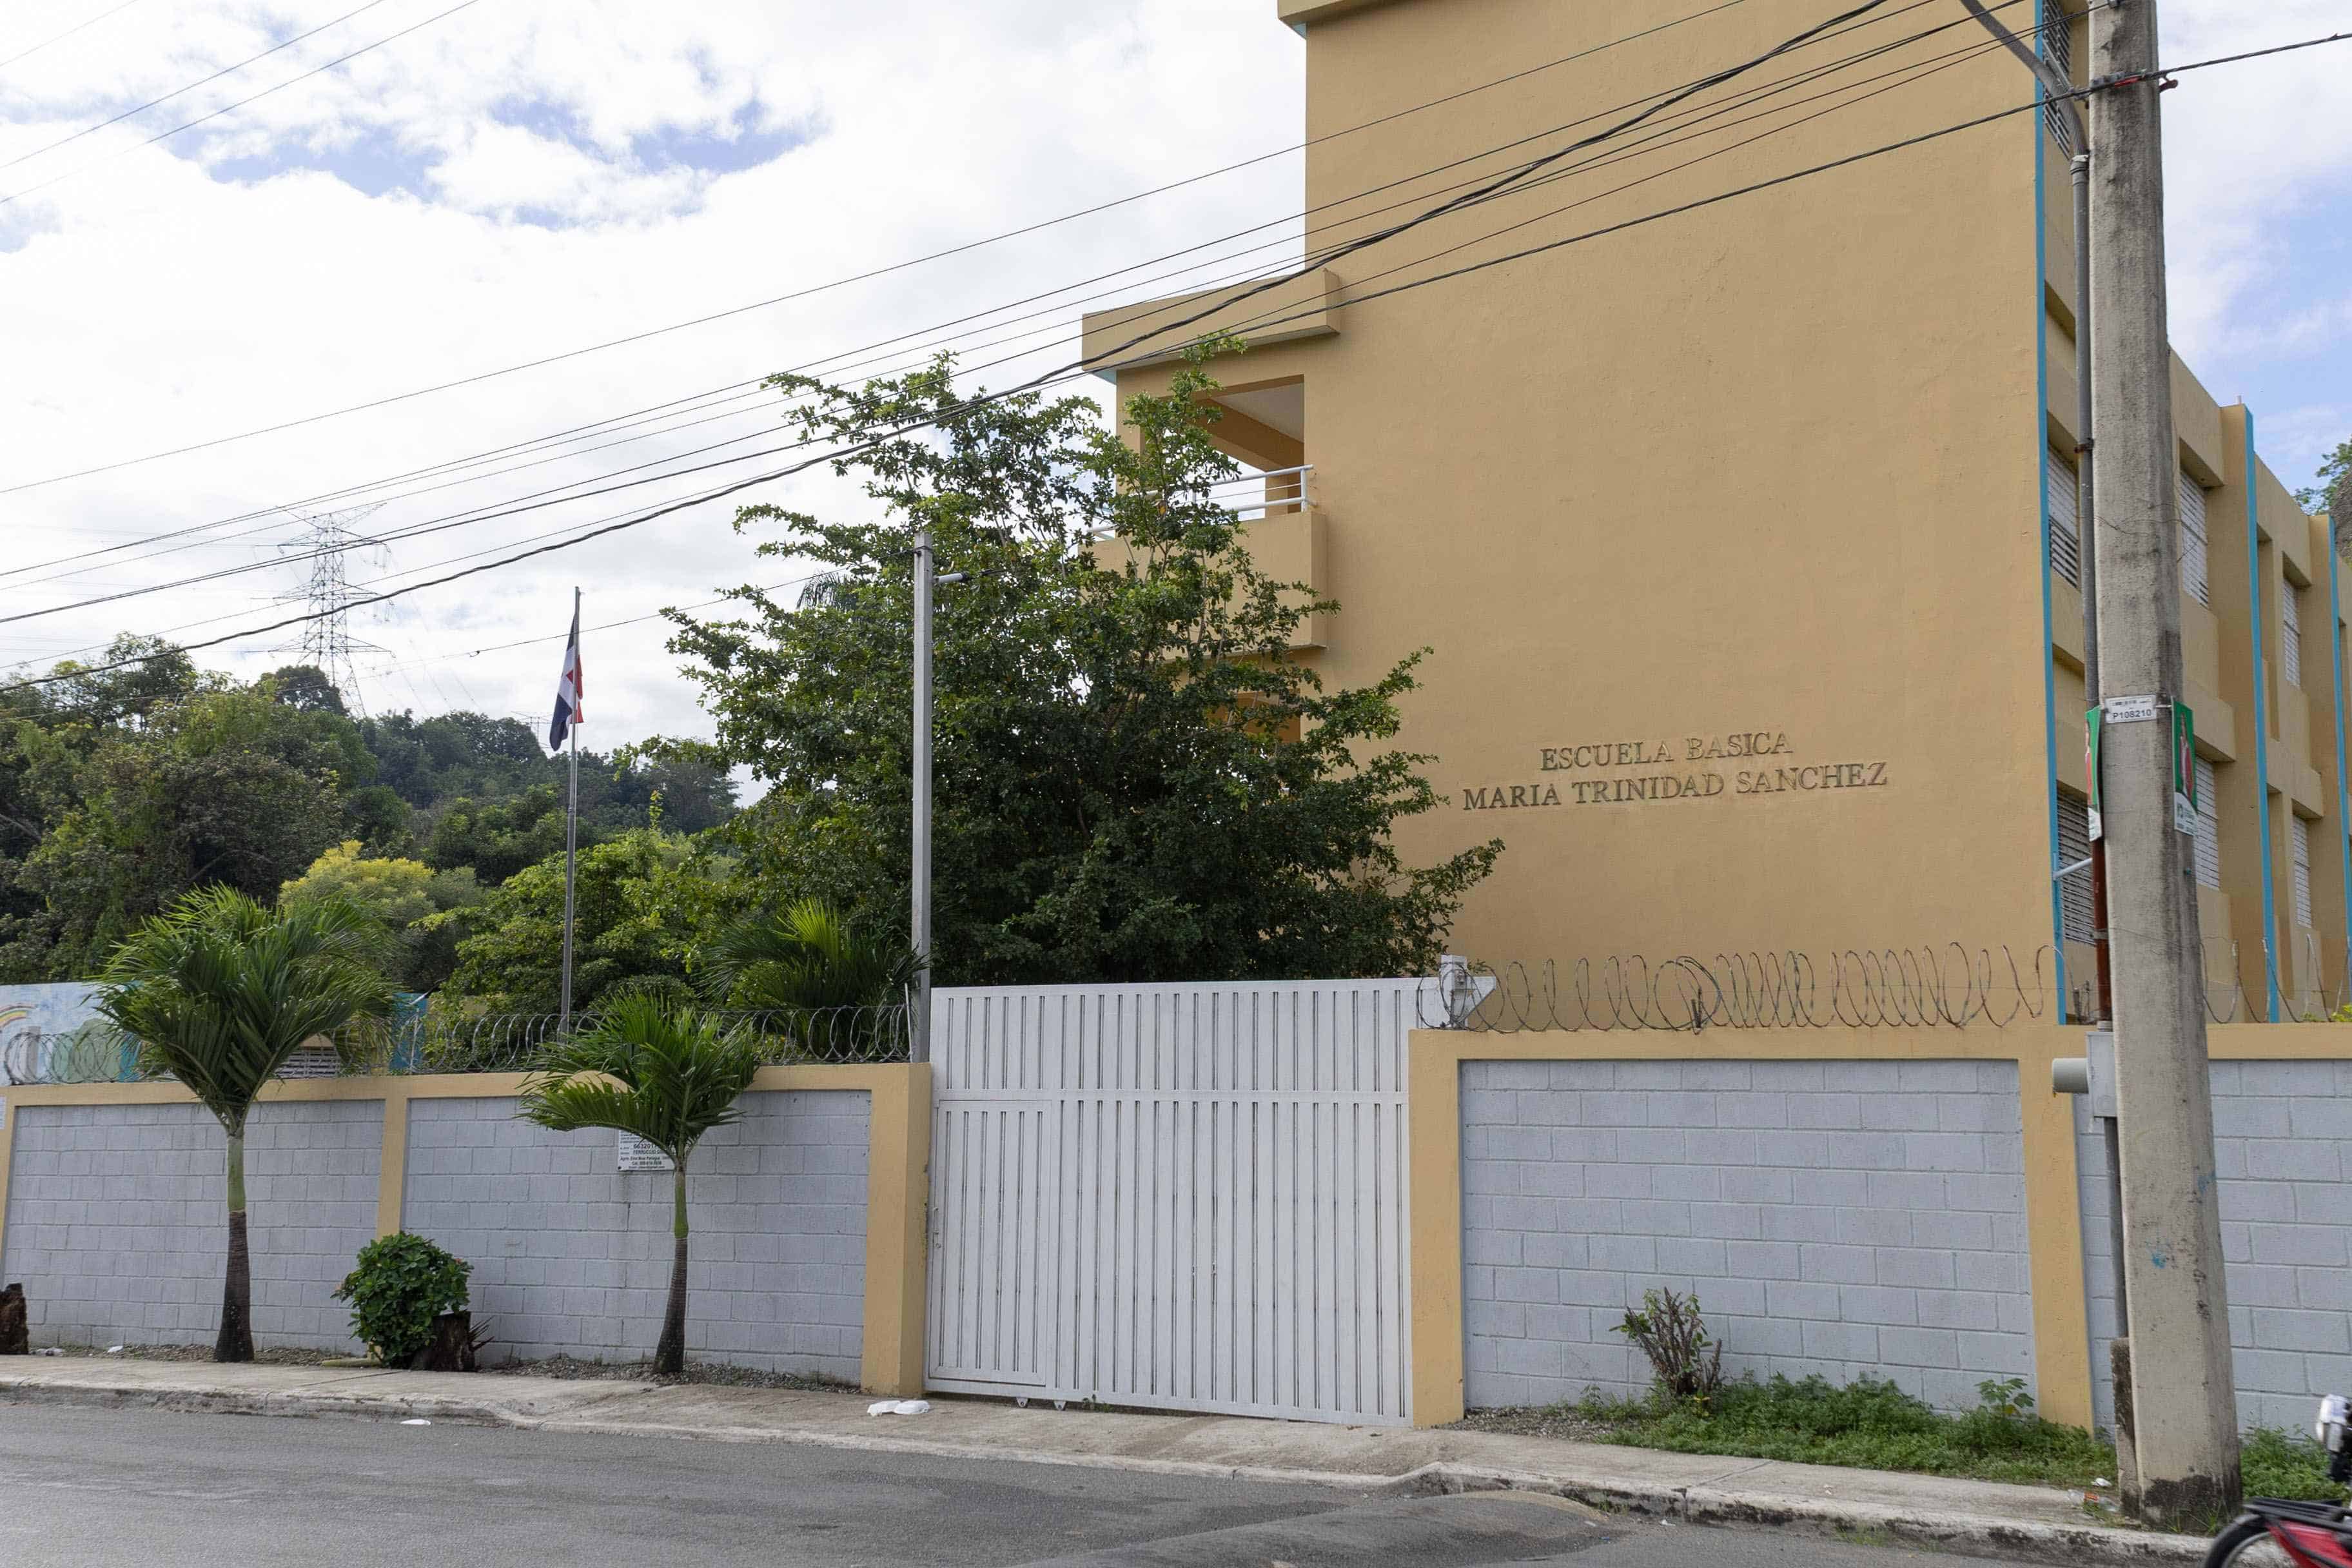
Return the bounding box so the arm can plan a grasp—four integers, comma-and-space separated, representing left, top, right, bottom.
617, 1132, 672, 1171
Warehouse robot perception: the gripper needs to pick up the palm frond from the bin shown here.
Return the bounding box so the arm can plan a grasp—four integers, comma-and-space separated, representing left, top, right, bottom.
92, 887, 397, 1128
517, 995, 762, 1163
696, 899, 919, 1012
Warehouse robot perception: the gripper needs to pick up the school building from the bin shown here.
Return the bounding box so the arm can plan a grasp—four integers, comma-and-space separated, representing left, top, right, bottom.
1084, 0, 2337, 1021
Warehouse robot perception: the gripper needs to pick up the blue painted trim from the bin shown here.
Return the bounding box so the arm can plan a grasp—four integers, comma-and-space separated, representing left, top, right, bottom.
2032, 79, 2068, 1019
2331, 525, 2351, 1009
2248, 409, 2282, 1019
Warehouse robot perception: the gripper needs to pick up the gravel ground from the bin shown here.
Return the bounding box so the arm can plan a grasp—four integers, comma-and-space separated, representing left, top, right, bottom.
487, 1353, 854, 1391
1449, 1403, 1617, 1443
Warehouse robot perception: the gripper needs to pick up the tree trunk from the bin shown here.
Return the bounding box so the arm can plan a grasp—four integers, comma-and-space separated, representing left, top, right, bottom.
654, 1159, 689, 1377
1, 1282, 29, 1355
216, 1128, 253, 1363
413, 1311, 478, 1372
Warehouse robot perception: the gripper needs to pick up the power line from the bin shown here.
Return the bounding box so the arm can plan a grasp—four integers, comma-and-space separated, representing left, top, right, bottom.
0, 0, 1758, 493
0, 0, 2046, 638
0, 0, 395, 173
0, 0, 148, 74
0, 0, 485, 209
14, 23, 2340, 697
4, 0, 1972, 601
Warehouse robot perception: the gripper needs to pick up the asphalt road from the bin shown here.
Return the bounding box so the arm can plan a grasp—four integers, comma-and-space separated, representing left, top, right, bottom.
0, 1402, 2037, 1567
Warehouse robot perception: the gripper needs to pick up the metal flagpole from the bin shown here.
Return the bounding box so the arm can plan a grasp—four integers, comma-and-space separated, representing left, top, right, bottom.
560, 586, 580, 1036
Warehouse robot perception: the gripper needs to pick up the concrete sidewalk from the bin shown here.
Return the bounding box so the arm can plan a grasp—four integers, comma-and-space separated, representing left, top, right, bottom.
0, 1356, 2200, 1564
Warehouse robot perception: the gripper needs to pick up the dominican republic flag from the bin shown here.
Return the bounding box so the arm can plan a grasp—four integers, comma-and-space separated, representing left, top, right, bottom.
548, 597, 583, 750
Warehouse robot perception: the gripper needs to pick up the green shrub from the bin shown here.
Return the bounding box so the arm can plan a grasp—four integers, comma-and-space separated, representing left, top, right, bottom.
1573, 1372, 2115, 1487
334, 1232, 471, 1366
2244, 1427, 2346, 1501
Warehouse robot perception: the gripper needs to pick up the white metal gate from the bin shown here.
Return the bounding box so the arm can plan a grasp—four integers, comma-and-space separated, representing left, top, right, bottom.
925, 979, 1422, 1426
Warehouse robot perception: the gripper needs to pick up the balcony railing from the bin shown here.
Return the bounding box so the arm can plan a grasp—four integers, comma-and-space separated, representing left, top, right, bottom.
1204, 464, 1310, 521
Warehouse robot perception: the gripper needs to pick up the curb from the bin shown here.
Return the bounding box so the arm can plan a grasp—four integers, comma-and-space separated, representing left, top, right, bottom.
3, 1375, 2210, 1564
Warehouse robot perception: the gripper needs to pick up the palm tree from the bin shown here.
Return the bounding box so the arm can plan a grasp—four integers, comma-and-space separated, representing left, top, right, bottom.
92, 887, 397, 1362
697, 898, 919, 1058
516, 995, 762, 1376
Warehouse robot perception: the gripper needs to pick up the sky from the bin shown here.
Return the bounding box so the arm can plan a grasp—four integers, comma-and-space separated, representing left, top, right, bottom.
0, 0, 2344, 761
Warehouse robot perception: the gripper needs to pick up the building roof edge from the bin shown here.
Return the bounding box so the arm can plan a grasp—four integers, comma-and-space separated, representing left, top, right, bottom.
1277, 0, 1409, 28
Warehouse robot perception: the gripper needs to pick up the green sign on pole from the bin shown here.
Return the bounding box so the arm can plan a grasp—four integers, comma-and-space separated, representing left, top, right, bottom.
2173, 701, 2197, 835
2084, 707, 2102, 841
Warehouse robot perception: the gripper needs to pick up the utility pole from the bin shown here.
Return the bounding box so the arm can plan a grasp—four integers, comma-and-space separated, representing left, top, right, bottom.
2086, 0, 2240, 1525
910, 531, 934, 1064
908, 530, 966, 1068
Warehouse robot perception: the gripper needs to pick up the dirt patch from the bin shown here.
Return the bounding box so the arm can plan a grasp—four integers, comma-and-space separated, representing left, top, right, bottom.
485, 1353, 854, 1392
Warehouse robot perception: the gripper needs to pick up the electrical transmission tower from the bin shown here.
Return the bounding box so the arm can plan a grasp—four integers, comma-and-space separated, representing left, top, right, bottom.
272, 504, 389, 716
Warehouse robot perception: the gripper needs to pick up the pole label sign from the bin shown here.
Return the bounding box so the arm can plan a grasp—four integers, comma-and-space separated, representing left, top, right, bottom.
2082, 703, 2195, 838
2103, 694, 2161, 723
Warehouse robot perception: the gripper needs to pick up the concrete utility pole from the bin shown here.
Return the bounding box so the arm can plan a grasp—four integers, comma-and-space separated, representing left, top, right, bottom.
911, 529, 934, 1065
2085, 0, 2240, 1525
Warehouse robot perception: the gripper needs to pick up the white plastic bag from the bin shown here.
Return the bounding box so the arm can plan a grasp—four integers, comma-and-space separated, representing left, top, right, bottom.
865, 1398, 931, 1416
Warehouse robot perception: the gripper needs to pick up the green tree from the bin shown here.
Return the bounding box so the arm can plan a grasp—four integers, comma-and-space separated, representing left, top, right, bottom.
1, 655, 375, 981
91, 888, 397, 1361
280, 841, 483, 991
360, 709, 737, 843
436, 828, 724, 1012
517, 995, 762, 1375
663, 350, 1498, 985
2298, 434, 2349, 526
424, 785, 583, 885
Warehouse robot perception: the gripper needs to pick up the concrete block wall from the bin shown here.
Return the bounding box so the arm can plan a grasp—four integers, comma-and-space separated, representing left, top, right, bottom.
0, 1100, 382, 1351
1460, 1059, 2034, 1413
2077, 1059, 2352, 1433
400, 1091, 870, 1381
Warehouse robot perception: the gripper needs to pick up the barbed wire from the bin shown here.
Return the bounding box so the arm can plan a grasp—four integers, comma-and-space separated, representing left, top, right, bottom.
5, 1004, 912, 1085
1418, 946, 2059, 1032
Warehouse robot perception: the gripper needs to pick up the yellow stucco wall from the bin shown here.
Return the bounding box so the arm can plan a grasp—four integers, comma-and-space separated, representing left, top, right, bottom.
1101, 0, 2053, 969
1087, 0, 2333, 1015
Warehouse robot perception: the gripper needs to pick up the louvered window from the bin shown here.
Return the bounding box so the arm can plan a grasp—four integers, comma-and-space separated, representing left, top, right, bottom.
2179, 471, 2210, 605
2195, 758, 2221, 889
2283, 580, 2304, 687
2048, 447, 2081, 588
2041, 0, 2077, 154
2057, 792, 2094, 944
2292, 813, 2314, 928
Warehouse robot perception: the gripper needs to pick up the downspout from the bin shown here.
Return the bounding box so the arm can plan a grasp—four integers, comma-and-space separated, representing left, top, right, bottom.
2030, 60, 2068, 1018
2248, 410, 2282, 1019
1972, 0, 2099, 1019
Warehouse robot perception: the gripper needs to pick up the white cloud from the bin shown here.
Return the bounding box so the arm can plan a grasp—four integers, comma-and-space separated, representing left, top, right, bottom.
0, 0, 1304, 747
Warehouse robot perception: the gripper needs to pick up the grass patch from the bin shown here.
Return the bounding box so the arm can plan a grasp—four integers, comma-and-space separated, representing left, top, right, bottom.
2243, 1427, 2343, 1501
1469, 1374, 2117, 1489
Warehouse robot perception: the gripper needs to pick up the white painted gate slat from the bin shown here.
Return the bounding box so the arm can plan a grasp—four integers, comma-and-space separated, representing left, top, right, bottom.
925, 978, 1424, 1426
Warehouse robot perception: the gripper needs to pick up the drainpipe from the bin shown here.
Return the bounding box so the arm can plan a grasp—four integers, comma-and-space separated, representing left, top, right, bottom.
1964, 1, 2106, 1019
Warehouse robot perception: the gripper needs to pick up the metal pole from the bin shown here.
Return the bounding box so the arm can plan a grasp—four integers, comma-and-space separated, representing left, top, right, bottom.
910, 531, 932, 1064
2087, 0, 2240, 1524
560, 586, 580, 1037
